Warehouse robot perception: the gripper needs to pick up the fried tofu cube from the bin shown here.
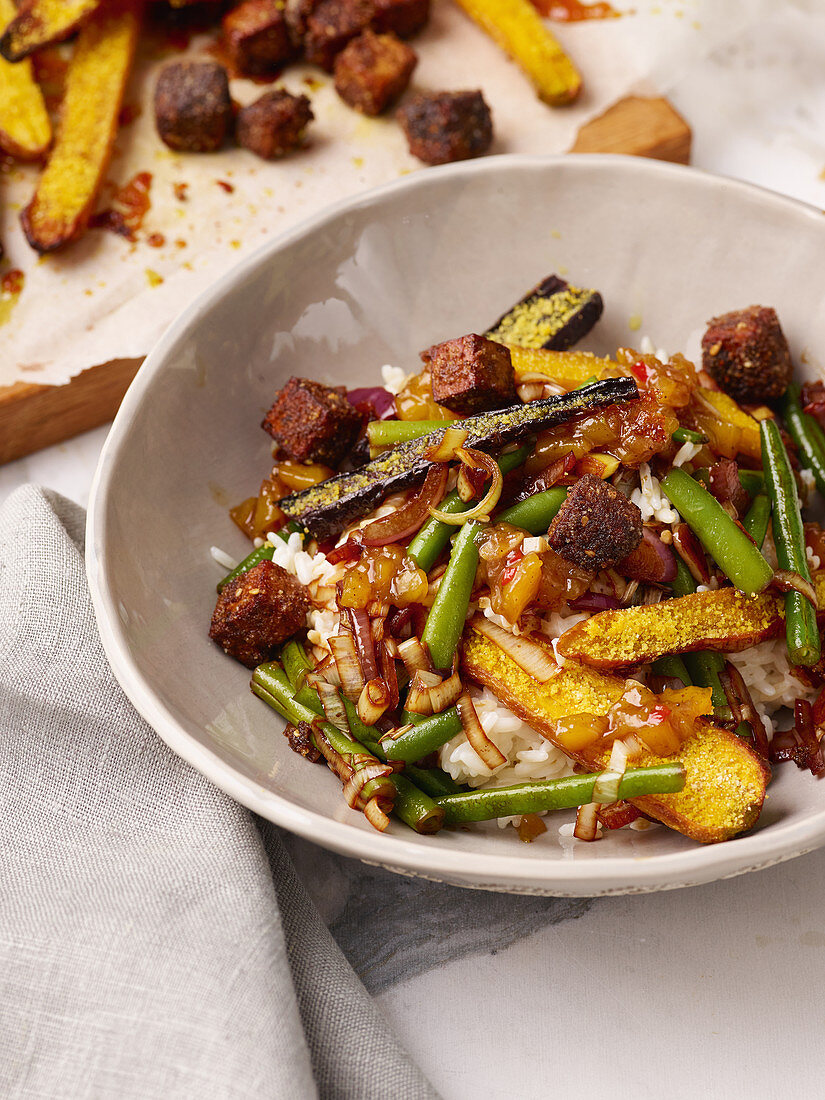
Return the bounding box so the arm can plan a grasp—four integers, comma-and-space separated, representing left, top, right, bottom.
702, 305, 792, 404
334, 29, 416, 115
209, 559, 310, 667
422, 333, 516, 414
154, 60, 232, 153
303, 0, 374, 70
236, 89, 313, 158
262, 376, 362, 464
221, 0, 296, 76
372, 0, 429, 37
547, 474, 643, 569
397, 90, 493, 165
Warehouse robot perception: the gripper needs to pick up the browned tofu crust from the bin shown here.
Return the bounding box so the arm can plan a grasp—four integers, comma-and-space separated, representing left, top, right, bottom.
422, 333, 517, 414
701, 305, 792, 404
547, 474, 643, 569
221, 0, 296, 76
154, 61, 232, 153
397, 90, 493, 165
334, 29, 416, 115
303, 0, 375, 70
372, 0, 429, 37
262, 376, 362, 464
236, 90, 314, 158
209, 559, 310, 668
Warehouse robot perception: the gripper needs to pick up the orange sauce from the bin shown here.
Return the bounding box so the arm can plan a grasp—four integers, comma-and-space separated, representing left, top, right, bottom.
532, 0, 623, 19
90, 171, 153, 242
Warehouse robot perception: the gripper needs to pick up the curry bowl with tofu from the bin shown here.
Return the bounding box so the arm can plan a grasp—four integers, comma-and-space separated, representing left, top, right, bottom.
87, 155, 825, 894
209, 270, 825, 849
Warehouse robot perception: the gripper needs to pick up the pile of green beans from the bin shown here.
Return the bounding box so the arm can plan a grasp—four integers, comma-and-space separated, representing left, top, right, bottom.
435, 765, 686, 824
760, 418, 821, 667
660, 467, 773, 597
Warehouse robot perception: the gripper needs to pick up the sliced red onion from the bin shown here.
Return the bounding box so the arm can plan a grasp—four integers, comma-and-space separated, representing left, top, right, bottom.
718, 660, 769, 758
794, 698, 825, 776
672, 523, 711, 586
379, 641, 400, 710
772, 570, 818, 608
328, 632, 365, 702
325, 541, 363, 565
346, 607, 380, 682
513, 452, 576, 502
616, 528, 676, 585
359, 464, 449, 547
457, 691, 506, 769
346, 386, 396, 419
471, 617, 557, 682
357, 678, 391, 726
568, 593, 621, 613
573, 803, 600, 842
429, 447, 503, 524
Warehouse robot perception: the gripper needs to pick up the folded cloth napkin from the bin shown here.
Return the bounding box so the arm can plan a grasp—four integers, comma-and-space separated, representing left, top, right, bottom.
0, 486, 438, 1100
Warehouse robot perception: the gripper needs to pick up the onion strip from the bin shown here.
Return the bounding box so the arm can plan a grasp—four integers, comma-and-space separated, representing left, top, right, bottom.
328, 632, 365, 702
429, 447, 503, 525
357, 678, 391, 726
457, 691, 506, 769
358, 464, 449, 547
471, 617, 557, 682
573, 803, 600, 841
425, 425, 469, 462
341, 755, 394, 808
397, 636, 435, 676
313, 680, 350, 733
772, 569, 818, 608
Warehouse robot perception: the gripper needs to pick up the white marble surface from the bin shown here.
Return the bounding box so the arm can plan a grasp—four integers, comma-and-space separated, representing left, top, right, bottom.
5, 13, 825, 1099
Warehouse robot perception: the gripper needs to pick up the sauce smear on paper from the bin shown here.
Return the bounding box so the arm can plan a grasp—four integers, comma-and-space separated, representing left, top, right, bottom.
532, 0, 623, 19
90, 172, 153, 241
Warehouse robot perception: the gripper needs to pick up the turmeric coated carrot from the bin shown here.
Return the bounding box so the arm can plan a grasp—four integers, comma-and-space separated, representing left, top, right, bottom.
461, 620, 769, 843
0, 0, 102, 61
20, 0, 141, 253
452, 0, 582, 107
0, 0, 51, 159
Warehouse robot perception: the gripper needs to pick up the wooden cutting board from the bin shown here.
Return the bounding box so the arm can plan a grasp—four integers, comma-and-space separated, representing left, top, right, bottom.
0, 95, 690, 466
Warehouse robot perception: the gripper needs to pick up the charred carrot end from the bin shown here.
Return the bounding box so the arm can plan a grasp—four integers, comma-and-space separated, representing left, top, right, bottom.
0, 0, 51, 159
0, 0, 102, 61
461, 623, 769, 842
20, 0, 141, 253
452, 0, 582, 107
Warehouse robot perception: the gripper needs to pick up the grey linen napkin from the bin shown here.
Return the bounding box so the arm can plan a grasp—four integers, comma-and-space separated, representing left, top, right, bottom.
0, 485, 438, 1100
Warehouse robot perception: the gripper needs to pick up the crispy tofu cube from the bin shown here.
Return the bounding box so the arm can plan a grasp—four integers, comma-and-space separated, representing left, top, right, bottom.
372, 0, 429, 37
334, 29, 416, 115
236, 89, 313, 158
303, 0, 374, 70
209, 560, 310, 667
262, 376, 362, 464
221, 0, 296, 76
547, 474, 643, 569
397, 90, 493, 165
154, 60, 232, 153
422, 333, 516, 414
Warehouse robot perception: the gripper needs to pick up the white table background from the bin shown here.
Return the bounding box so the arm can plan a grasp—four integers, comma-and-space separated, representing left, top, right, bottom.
5, 17, 825, 1099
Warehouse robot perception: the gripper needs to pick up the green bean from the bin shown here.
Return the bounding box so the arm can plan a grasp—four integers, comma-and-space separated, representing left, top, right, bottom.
660, 468, 773, 596
252, 664, 396, 807
281, 639, 314, 689
285, 664, 451, 831
574, 375, 598, 390
496, 487, 567, 534
382, 708, 463, 763
367, 419, 445, 447
651, 654, 692, 686
672, 427, 707, 445
435, 764, 686, 824
668, 560, 731, 718
404, 765, 464, 797
760, 418, 820, 667
780, 383, 825, 497
742, 492, 771, 549
407, 446, 530, 571
421, 521, 481, 670
216, 543, 274, 593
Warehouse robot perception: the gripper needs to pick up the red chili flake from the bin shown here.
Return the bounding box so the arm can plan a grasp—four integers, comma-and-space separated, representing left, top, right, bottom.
173, 181, 189, 202
630, 360, 650, 385
501, 547, 524, 586
216, 180, 235, 194
648, 704, 671, 725
147, 232, 166, 248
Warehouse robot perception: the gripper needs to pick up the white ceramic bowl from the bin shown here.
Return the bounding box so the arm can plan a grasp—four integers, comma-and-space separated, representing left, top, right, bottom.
88, 154, 825, 896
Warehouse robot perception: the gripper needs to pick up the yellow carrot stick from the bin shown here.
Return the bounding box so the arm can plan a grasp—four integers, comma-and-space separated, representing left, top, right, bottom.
452, 0, 582, 106
0, 0, 103, 61
0, 0, 51, 159
21, 0, 141, 253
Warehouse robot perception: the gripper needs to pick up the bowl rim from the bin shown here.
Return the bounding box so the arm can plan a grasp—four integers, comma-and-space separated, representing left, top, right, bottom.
87, 152, 825, 895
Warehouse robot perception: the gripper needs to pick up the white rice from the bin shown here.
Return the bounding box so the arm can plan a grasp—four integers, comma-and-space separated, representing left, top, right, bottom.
210, 545, 237, 570
631, 463, 680, 524
381, 363, 408, 395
